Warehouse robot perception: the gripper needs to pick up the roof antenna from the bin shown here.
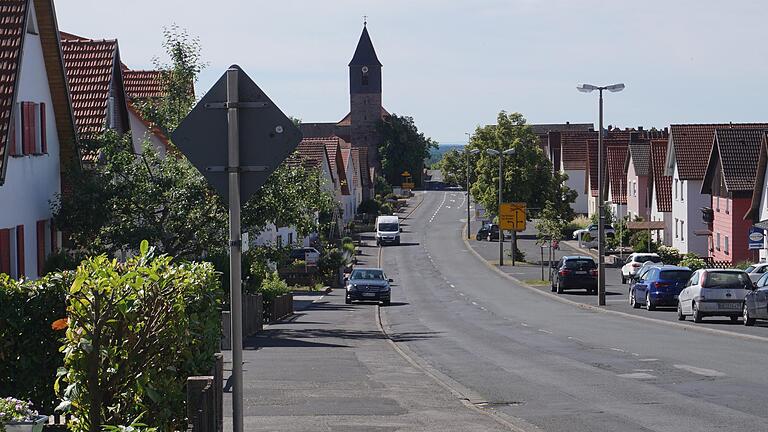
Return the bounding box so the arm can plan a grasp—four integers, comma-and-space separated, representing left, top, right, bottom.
363, 15, 367, 26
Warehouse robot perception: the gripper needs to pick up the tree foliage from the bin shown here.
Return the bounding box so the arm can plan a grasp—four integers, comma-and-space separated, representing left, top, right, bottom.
469, 112, 577, 221
437, 148, 470, 187
378, 114, 438, 188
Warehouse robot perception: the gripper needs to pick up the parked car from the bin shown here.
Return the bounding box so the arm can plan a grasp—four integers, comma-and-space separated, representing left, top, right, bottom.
744, 262, 768, 282
629, 266, 692, 311
743, 272, 768, 326
551, 256, 598, 294
572, 224, 616, 240
621, 253, 662, 283
677, 269, 753, 323
476, 224, 511, 241
345, 268, 392, 306
289, 247, 320, 263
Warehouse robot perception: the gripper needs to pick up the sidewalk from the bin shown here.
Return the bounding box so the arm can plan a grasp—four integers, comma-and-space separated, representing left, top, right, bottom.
222, 289, 511, 431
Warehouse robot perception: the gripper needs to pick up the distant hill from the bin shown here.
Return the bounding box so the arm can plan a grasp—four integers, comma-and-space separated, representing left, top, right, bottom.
426, 144, 465, 167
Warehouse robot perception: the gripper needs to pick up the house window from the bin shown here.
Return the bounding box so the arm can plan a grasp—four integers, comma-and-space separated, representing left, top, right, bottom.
675, 218, 679, 238
724, 236, 729, 255
680, 181, 684, 201
288, 232, 293, 246
276, 235, 283, 248
716, 195, 720, 212
680, 220, 684, 241
11, 102, 46, 156
716, 232, 721, 251
674, 179, 678, 200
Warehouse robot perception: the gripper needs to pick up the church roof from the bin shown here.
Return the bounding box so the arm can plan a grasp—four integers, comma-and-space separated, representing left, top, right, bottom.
349, 26, 381, 66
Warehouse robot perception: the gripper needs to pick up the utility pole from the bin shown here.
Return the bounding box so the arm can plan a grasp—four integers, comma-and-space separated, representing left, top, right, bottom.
465, 142, 479, 239
486, 148, 516, 267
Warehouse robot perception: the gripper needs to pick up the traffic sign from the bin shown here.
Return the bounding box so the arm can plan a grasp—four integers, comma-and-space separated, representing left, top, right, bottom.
171, 65, 302, 203
499, 202, 526, 231
402, 182, 415, 189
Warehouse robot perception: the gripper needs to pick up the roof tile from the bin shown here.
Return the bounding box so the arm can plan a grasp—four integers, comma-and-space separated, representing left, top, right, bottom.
650, 140, 672, 212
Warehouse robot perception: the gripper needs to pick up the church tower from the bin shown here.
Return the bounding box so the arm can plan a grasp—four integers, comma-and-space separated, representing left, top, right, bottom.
349, 23, 383, 167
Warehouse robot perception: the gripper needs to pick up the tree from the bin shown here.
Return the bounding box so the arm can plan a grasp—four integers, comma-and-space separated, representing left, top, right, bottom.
536, 201, 569, 242
470, 111, 577, 223
378, 114, 438, 188
437, 148, 467, 187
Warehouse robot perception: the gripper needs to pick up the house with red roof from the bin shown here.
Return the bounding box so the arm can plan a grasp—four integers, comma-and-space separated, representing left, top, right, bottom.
701, 129, 766, 263
625, 141, 651, 222
0, 0, 78, 279
122, 69, 171, 156
584, 135, 629, 218
665, 123, 768, 256
606, 144, 628, 221
559, 131, 597, 215
745, 132, 768, 261
649, 140, 673, 245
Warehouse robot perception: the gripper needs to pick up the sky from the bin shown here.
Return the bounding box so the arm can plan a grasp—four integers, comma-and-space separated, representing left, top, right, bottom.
56, 0, 768, 145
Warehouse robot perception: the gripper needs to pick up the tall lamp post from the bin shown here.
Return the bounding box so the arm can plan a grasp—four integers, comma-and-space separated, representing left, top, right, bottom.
486, 148, 516, 266
577, 82, 625, 306
465, 138, 480, 239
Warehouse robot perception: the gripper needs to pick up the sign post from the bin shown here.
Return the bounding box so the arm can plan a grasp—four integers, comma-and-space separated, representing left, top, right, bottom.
171, 65, 302, 432
499, 203, 526, 266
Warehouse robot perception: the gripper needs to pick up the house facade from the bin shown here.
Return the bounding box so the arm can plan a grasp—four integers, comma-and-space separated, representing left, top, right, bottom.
649, 140, 673, 245
625, 142, 650, 221
606, 145, 628, 221
747, 133, 768, 261
0, 0, 78, 279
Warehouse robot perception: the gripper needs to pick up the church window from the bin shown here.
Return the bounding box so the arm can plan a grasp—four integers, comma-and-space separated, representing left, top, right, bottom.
362, 71, 369, 86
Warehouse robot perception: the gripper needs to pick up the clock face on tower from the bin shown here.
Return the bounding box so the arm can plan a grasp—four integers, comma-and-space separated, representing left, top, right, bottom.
362, 66, 369, 73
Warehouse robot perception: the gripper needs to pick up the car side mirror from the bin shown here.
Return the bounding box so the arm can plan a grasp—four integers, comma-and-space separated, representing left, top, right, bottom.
388, 278, 394, 282
752, 282, 758, 291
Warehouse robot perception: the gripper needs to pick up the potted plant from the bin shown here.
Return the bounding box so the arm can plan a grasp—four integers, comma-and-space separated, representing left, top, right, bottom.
0, 398, 47, 432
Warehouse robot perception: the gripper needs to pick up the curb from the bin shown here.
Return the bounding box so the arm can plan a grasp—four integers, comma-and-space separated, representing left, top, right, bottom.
461, 224, 768, 344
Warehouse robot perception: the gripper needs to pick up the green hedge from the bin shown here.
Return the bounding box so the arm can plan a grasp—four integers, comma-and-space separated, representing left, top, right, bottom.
0, 273, 71, 413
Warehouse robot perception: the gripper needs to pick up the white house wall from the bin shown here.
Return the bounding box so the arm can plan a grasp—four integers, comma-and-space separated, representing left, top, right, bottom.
671, 163, 709, 255
128, 110, 166, 157
564, 168, 587, 214
0, 8, 60, 279
650, 187, 672, 246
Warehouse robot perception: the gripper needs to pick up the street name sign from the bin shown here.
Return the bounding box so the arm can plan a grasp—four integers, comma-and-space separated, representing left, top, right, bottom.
499, 202, 526, 231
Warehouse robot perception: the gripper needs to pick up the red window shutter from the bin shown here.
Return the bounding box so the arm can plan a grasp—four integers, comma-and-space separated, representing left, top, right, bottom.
16, 224, 24, 278
50, 219, 57, 252
23, 102, 33, 155
0, 229, 10, 275
36, 220, 45, 276
39, 102, 46, 154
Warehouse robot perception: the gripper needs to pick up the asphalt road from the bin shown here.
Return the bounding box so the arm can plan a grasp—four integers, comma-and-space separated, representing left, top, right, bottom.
379, 190, 768, 432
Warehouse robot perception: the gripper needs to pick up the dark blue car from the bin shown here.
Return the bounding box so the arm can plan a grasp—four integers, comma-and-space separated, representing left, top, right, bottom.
629, 266, 692, 311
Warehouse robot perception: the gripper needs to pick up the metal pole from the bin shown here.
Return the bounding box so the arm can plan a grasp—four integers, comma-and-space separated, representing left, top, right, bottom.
467, 150, 472, 239
540, 245, 544, 280
597, 89, 606, 306
226, 68, 244, 432
499, 155, 504, 267
549, 237, 553, 281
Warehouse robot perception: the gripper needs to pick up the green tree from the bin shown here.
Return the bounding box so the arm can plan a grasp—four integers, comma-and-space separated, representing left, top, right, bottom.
378, 114, 438, 188
470, 111, 577, 225
536, 201, 569, 243
437, 148, 467, 187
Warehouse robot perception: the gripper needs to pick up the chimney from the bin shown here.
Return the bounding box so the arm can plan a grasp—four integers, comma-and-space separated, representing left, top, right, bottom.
638, 126, 644, 132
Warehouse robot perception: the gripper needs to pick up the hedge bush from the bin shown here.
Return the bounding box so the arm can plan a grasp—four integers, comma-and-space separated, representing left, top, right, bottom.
0, 273, 71, 413
56, 241, 222, 432
679, 253, 706, 271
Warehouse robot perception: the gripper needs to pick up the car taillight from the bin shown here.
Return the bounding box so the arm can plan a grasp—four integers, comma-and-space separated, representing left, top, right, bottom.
632, 263, 641, 268
589, 269, 598, 276
654, 282, 671, 289
559, 269, 572, 276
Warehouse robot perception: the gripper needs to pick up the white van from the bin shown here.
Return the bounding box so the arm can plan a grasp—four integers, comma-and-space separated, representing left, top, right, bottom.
375, 215, 401, 246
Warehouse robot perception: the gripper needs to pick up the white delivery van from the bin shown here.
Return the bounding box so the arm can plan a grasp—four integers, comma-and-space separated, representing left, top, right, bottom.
375, 215, 401, 246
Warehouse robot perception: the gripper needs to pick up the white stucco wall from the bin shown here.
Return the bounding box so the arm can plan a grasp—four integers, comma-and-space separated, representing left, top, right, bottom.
564, 168, 587, 214
128, 110, 166, 157
650, 186, 672, 246
0, 13, 60, 279
671, 164, 709, 255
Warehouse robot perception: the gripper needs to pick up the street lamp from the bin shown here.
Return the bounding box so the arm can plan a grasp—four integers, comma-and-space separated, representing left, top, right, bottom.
486, 148, 516, 266
465, 135, 480, 239
577, 82, 625, 306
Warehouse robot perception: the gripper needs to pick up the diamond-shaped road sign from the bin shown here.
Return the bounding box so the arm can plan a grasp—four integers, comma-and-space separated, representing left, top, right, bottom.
171, 65, 302, 203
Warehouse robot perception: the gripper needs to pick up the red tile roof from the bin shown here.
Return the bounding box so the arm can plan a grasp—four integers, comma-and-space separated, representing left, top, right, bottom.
586, 138, 628, 197
650, 139, 672, 213
61, 38, 118, 142
607, 145, 629, 205
561, 131, 597, 170
0, 0, 26, 181
296, 137, 334, 174
670, 123, 768, 180
703, 128, 766, 193
123, 69, 163, 99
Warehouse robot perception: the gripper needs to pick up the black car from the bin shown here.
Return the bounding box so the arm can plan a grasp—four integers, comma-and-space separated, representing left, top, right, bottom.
476, 224, 496, 241
345, 268, 393, 306
551, 256, 598, 294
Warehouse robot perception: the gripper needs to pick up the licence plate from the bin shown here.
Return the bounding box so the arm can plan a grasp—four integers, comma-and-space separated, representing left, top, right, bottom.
362, 293, 376, 297
717, 303, 739, 310
575, 271, 587, 275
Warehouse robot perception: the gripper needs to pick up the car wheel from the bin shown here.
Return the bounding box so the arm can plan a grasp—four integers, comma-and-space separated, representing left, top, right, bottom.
381, 299, 390, 306
744, 303, 756, 326
630, 290, 640, 309
476, 235, 482, 241
692, 301, 702, 323
556, 280, 564, 294
345, 296, 351, 305
645, 293, 655, 311
677, 301, 685, 321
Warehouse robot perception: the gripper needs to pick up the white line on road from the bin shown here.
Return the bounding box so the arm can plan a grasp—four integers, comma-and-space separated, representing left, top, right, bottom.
520, 323, 529, 327
610, 348, 626, 353
450, 284, 455, 288
638, 358, 659, 362
673, 364, 726, 377
538, 329, 553, 334
618, 372, 657, 379
567, 336, 585, 343
471, 301, 478, 306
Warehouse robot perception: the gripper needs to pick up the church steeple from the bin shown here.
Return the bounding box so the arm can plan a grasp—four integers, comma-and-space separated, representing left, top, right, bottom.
349, 25, 382, 67
349, 24, 382, 94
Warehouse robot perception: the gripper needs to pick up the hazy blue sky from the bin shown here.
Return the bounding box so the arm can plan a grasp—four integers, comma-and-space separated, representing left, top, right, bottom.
56, 0, 768, 144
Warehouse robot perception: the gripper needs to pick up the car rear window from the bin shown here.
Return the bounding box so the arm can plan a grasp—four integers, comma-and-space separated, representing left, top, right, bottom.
659, 270, 692, 282
635, 255, 661, 263
564, 259, 596, 270
702, 271, 752, 289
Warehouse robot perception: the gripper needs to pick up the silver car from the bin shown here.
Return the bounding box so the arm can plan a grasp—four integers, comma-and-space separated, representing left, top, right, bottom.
677, 269, 752, 323
744, 273, 768, 326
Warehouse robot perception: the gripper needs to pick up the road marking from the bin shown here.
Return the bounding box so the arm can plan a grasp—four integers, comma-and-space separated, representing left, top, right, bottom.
520, 323, 529, 327
634, 369, 654, 372
618, 372, 656, 379
538, 329, 552, 334
458, 292, 465, 296
450, 284, 455, 288
631, 353, 640, 357
610, 348, 626, 353
673, 364, 726, 377
480, 307, 487, 311
471, 301, 478, 306
638, 358, 659, 362
567, 336, 585, 343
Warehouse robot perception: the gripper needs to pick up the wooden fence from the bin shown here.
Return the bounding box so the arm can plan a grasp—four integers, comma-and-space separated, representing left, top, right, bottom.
265, 293, 294, 323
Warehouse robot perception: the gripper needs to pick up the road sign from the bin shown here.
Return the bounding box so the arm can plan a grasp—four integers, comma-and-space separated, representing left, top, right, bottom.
499, 202, 526, 231
171, 65, 302, 203
402, 182, 415, 189
749, 226, 764, 250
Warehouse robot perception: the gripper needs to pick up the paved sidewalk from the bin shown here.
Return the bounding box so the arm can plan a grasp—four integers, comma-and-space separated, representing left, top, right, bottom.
222, 289, 511, 431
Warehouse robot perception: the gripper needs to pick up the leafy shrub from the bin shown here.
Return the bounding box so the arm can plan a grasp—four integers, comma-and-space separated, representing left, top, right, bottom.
679, 253, 706, 271
257, 272, 290, 303
57, 241, 222, 431
0, 272, 71, 413
506, 247, 526, 262
0, 396, 40, 430
733, 261, 753, 270
657, 245, 682, 265
42, 250, 85, 275
630, 231, 658, 253
379, 203, 393, 215
318, 248, 345, 286
357, 199, 379, 215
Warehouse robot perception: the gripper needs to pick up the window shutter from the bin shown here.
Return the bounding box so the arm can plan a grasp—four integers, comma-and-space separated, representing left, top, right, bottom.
0, 228, 10, 275
16, 224, 24, 277
8, 109, 16, 156
39, 102, 46, 154
22, 102, 29, 154
29, 103, 36, 154
36, 220, 45, 276
50, 219, 57, 252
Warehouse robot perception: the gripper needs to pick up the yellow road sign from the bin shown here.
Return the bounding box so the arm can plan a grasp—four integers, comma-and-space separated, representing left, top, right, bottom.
499, 202, 526, 231
402, 182, 415, 189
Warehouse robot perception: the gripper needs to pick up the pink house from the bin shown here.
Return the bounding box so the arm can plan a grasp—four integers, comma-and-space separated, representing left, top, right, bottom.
625, 142, 651, 221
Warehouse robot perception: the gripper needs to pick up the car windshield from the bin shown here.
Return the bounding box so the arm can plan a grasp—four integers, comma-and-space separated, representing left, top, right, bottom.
702, 271, 752, 289
378, 223, 398, 231
659, 270, 692, 282
745, 266, 756, 273
564, 259, 596, 270
635, 255, 661, 263
350, 269, 385, 280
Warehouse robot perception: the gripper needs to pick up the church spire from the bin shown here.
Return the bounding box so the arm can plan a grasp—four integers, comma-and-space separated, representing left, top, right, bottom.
349, 24, 382, 67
